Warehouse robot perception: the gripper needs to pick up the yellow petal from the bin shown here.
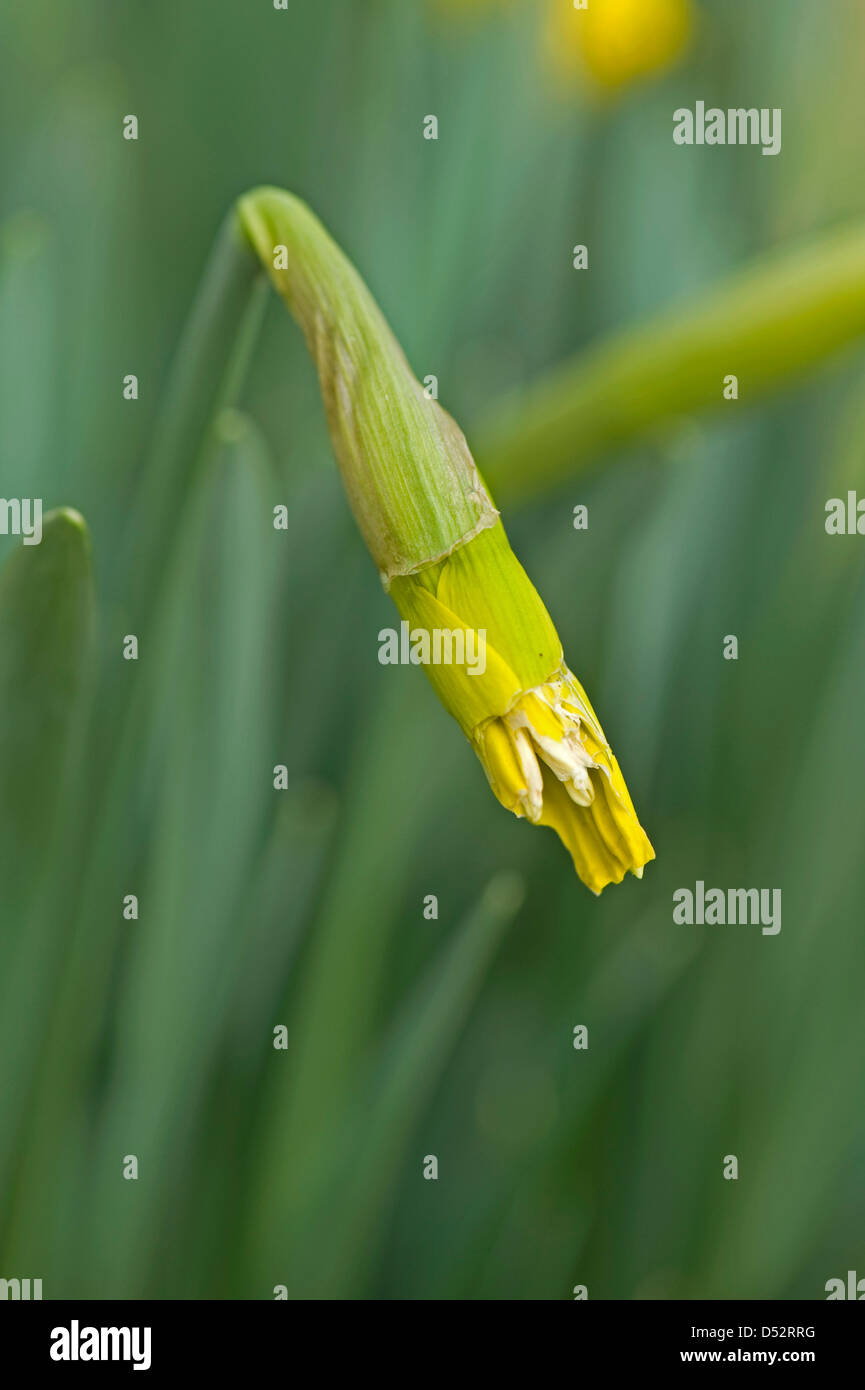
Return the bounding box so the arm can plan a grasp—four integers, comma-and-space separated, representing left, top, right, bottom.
537, 764, 654, 895
475, 668, 655, 893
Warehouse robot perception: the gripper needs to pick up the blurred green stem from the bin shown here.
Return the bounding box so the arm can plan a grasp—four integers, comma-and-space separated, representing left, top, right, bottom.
128, 210, 267, 615
475, 222, 865, 502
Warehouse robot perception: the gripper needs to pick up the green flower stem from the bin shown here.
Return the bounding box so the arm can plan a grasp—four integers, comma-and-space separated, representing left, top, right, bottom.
475, 221, 865, 502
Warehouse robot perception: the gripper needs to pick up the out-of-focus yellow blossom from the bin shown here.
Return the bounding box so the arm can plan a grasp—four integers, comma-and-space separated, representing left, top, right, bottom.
545, 0, 695, 94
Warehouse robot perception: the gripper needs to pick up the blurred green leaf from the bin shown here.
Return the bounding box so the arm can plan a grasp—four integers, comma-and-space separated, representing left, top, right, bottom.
0, 506, 94, 860
275, 872, 525, 1296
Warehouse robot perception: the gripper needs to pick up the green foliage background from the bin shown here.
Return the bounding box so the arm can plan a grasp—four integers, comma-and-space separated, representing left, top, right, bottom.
1, 0, 864, 1299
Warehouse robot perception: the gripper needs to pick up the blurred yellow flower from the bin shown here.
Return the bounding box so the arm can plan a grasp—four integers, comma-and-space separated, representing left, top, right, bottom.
546, 0, 695, 94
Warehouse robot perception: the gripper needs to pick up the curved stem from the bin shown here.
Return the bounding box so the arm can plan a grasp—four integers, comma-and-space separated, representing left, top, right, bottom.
475, 221, 865, 502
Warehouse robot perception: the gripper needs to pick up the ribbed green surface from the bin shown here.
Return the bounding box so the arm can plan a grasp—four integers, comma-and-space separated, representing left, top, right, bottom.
239, 188, 499, 579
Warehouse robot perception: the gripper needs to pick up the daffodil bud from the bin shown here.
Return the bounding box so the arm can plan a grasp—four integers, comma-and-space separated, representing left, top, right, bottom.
237, 187, 654, 893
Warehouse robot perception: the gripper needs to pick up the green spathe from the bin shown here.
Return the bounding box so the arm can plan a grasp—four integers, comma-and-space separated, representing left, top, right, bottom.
390, 522, 561, 736
237, 187, 498, 580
